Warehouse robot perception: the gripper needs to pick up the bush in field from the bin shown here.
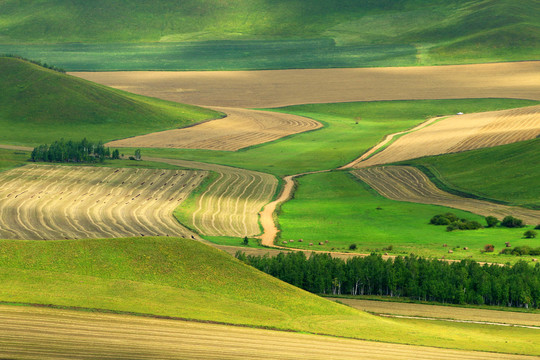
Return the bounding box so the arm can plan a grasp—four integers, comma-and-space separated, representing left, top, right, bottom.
485, 216, 499, 228
501, 216, 525, 228
349, 243, 357, 250
535, 224, 540, 230
484, 244, 495, 253
524, 230, 537, 239
433, 212, 483, 232
500, 245, 540, 256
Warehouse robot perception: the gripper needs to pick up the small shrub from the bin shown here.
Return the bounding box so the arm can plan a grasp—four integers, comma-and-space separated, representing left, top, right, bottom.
535, 224, 540, 230
349, 243, 357, 250
501, 216, 525, 228
524, 230, 537, 239
485, 216, 499, 228
484, 244, 495, 253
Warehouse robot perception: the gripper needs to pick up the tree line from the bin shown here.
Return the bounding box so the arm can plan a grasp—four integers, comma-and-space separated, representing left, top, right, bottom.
31, 138, 120, 163
236, 251, 540, 309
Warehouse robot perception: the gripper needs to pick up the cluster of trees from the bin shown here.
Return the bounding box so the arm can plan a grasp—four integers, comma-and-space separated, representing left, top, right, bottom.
3, 54, 65, 73
430, 213, 482, 231
500, 246, 540, 256
30, 138, 120, 163
236, 252, 540, 308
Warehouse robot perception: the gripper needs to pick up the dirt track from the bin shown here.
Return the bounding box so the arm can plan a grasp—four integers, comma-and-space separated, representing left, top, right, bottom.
107, 107, 321, 151
356, 105, 540, 167
1, 305, 535, 360
352, 166, 540, 224
71, 61, 540, 108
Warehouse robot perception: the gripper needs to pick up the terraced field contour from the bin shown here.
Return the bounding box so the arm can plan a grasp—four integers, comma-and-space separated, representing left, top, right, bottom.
352, 166, 540, 224
0, 165, 206, 240
356, 105, 540, 167
107, 107, 322, 151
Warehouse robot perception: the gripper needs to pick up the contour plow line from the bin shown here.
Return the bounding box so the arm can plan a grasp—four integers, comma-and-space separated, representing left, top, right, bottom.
106, 106, 322, 151
146, 157, 278, 238
0, 165, 207, 240
352, 166, 540, 225
354, 105, 540, 168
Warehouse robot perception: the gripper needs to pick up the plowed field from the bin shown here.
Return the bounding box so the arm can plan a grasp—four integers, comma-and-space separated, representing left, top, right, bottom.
1, 306, 534, 360
147, 157, 278, 237
107, 107, 321, 151
352, 166, 540, 224
0, 165, 206, 240
71, 61, 540, 108
356, 105, 540, 167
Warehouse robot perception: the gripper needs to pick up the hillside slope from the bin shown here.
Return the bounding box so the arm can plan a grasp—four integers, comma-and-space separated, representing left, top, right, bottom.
0, 236, 539, 355
0, 57, 221, 146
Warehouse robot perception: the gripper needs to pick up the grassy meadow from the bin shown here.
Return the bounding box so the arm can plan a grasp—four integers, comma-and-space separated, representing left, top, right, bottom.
278, 171, 538, 263
138, 99, 539, 177
0, 0, 537, 68
401, 139, 540, 210
0, 57, 222, 146
0, 236, 538, 355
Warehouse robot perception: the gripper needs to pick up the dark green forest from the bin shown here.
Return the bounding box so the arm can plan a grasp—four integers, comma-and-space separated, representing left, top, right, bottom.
237, 252, 540, 309
30, 138, 119, 163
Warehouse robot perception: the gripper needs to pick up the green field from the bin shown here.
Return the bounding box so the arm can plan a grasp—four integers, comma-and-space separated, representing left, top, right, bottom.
0, 0, 537, 68
278, 171, 537, 263
401, 139, 540, 210
0, 57, 222, 146
0, 149, 29, 172
138, 99, 539, 177
0, 236, 538, 355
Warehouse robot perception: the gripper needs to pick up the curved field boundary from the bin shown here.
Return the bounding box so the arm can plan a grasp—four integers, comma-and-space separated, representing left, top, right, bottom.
107, 107, 322, 151
0, 165, 206, 240
71, 61, 540, 108
1, 306, 535, 360
355, 105, 540, 168
352, 166, 540, 224
147, 157, 278, 237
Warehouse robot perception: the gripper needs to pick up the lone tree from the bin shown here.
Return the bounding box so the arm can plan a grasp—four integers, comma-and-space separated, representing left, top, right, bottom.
134, 149, 142, 161
243, 236, 249, 245
524, 230, 537, 239
485, 216, 499, 228
501, 216, 525, 228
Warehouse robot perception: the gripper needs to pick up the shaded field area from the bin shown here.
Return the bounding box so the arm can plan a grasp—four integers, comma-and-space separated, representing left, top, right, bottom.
108, 107, 322, 151
278, 171, 537, 262
1, 305, 537, 360
352, 166, 539, 224
329, 299, 540, 328
72, 62, 540, 108
400, 139, 540, 209
0, 41, 418, 71
0, 165, 205, 240
358, 105, 540, 168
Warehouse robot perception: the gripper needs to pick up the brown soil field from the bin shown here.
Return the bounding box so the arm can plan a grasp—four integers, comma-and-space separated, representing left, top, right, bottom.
1, 305, 535, 360
356, 105, 540, 167
330, 299, 540, 328
71, 61, 540, 108
147, 157, 278, 237
352, 166, 540, 224
107, 107, 322, 151
0, 165, 206, 240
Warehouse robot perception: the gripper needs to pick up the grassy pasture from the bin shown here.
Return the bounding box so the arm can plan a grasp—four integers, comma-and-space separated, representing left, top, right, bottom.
139, 99, 539, 177
0, 149, 29, 172
278, 171, 537, 263
401, 139, 540, 210
0, 57, 222, 147
0, 237, 538, 355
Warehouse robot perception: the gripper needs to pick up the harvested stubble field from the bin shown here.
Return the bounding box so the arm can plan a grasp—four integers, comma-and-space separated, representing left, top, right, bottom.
0, 165, 206, 240
71, 61, 540, 108
352, 166, 540, 225
328, 299, 540, 328
1, 306, 536, 360
356, 105, 540, 168
148, 157, 278, 237
107, 107, 322, 151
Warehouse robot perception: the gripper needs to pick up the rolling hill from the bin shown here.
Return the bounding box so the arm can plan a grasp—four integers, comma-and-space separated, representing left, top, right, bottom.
0, 0, 537, 69
0, 56, 222, 146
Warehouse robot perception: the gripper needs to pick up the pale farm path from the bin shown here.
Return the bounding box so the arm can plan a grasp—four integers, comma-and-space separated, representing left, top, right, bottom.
107, 106, 322, 151
1, 305, 536, 360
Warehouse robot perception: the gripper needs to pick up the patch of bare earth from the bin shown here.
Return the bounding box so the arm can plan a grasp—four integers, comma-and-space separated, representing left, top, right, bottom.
352, 166, 540, 224
1, 306, 534, 360
107, 107, 321, 151
0, 165, 206, 240
71, 62, 540, 108
356, 105, 540, 168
